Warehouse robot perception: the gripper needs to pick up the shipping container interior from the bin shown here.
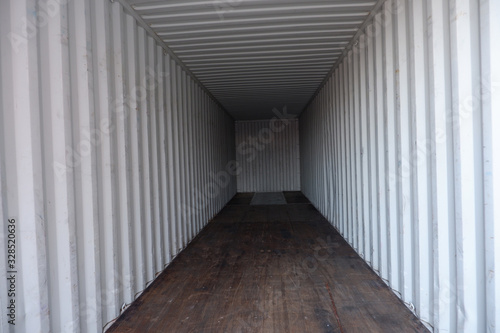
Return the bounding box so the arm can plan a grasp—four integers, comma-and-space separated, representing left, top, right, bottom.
0, 0, 498, 332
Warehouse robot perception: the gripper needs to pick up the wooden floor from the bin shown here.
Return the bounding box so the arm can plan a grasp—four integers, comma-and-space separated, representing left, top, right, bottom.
108, 192, 428, 333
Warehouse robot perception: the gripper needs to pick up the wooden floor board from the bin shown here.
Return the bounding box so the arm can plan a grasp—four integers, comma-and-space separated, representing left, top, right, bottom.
108, 192, 429, 333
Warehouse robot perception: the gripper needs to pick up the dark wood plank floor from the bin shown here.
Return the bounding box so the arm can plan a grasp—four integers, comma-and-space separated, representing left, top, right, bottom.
108, 192, 428, 333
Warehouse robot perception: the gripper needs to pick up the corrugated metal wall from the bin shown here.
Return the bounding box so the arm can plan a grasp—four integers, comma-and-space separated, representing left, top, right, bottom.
0, 0, 236, 332
300, 0, 499, 332
235, 119, 300, 192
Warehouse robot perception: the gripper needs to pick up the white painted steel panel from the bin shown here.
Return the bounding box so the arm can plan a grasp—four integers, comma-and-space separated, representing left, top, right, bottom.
125, 0, 377, 119
0, 0, 498, 332
236, 119, 300, 192
0, 1, 236, 332
300, 1, 500, 332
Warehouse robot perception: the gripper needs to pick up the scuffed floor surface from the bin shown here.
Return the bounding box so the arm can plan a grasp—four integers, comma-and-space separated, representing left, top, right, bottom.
108, 192, 429, 333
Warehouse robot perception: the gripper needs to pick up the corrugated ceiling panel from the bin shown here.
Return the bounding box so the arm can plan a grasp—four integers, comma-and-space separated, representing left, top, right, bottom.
126, 0, 378, 119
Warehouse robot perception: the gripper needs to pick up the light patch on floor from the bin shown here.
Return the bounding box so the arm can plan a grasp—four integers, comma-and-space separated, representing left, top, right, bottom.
250, 192, 287, 205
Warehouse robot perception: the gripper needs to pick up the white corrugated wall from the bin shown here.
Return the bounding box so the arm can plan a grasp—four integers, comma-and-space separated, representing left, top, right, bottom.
235, 119, 300, 192
300, 0, 500, 332
0, 0, 236, 332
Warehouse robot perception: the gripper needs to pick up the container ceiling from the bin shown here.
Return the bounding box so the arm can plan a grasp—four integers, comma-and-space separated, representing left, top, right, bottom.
126, 0, 378, 119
